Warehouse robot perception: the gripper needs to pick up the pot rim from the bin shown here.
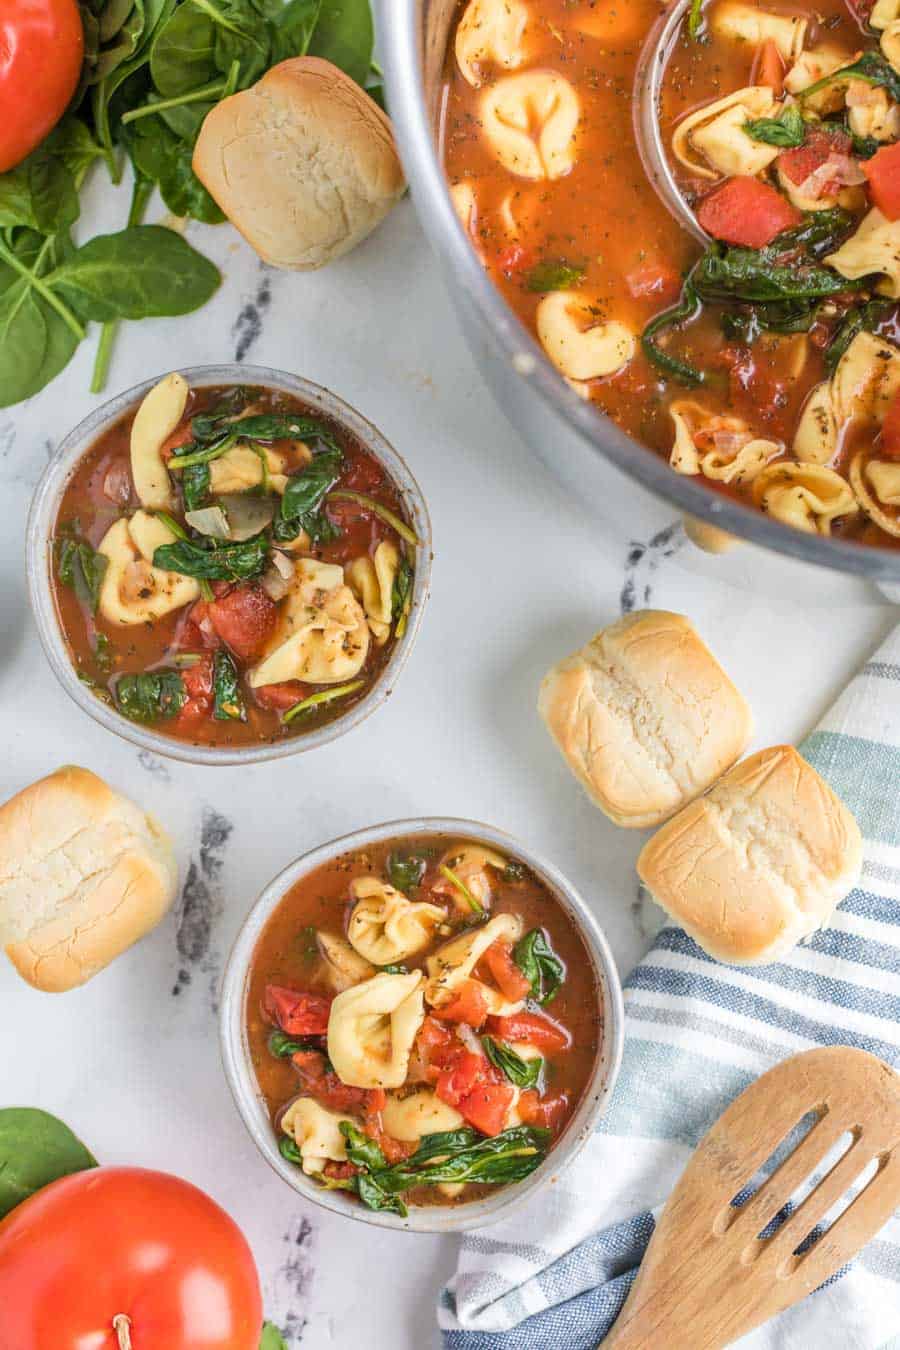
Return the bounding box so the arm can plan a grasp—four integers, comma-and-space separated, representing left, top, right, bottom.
218, 816, 625, 1233
26, 364, 433, 765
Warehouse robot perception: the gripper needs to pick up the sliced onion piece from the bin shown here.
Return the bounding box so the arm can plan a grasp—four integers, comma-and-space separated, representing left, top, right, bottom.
219, 493, 277, 540
185, 506, 231, 539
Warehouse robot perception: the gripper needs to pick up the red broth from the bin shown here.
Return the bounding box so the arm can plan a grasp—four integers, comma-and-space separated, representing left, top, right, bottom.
441, 0, 900, 548
51, 381, 419, 747
246, 835, 603, 1211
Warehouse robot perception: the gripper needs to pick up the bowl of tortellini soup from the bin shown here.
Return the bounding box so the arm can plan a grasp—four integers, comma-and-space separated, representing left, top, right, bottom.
380, 0, 900, 583
219, 819, 624, 1230
27, 366, 431, 764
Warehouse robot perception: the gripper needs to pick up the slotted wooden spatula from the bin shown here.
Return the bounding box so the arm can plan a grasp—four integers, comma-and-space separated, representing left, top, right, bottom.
604, 1046, 900, 1349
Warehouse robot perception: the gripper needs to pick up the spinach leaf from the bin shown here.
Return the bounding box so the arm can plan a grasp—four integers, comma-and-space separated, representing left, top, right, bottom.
340, 1121, 388, 1170
687, 0, 704, 39
281, 678, 364, 722
308, 0, 374, 86
391, 554, 413, 626
483, 1037, 543, 1088
270, 0, 323, 62
150, 1, 218, 95
114, 669, 186, 721
800, 50, 900, 105
126, 116, 225, 221
641, 277, 705, 385
182, 461, 211, 511
0, 234, 83, 406
0, 1108, 97, 1219
259, 1324, 289, 1350
213, 649, 246, 720
513, 928, 565, 1005
405, 1128, 479, 1162
770, 208, 857, 261
94, 632, 114, 671
438, 863, 484, 916
57, 536, 109, 613
386, 849, 428, 894
361, 1125, 550, 1198
268, 1029, 319, 1057
236, 413, 342, 445
280, 444, 344, 532
525, 260, 586, 293
190, 386, 253, 437
279, 1135, 304, 1165
168, 430, 237, 469
744, 104, 805, 148
825, 298, 897, 374
503, 860, 526, 883
49, 225, 221, 321
153, 531, 269, 581
356, 1171, 408, 1216
379, 963, 409, 974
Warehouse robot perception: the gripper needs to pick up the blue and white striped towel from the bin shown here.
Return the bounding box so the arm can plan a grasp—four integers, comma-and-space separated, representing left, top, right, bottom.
439, 626, 900, 1350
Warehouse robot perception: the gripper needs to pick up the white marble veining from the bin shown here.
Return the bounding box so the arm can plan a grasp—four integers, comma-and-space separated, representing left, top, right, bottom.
0, 170, 896, 1347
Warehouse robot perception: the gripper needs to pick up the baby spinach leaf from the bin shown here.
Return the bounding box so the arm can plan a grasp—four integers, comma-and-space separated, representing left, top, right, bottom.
279, 1135, 304, 1165
513, 928, 565, 1005
0, 1108, 97, 1219
356, 1172, 408, 1216
340, 1121, 388, 1171
237, 413, 341, 445
744, 104, 805, 148
800, 50, 900, 105
406, 1128, 479, 1162
168, 431, 237, 469
280, 444, 344, 530
525, 260, 586, 293
57, 536, 109, 613
438, 863, 484, 917
281, 679, 364, 723
641, 277, 705, 385
687, 0, 704, 38
259, 1324, 289, 1350
483, 1037, 543, 1088
49, 225, 221, 321
150, 1, 218, 95
362, 1126, 550, 1198
115, 670, 186, 721
502, 860, 526, 883
270, 0, 322, 62
181, 461, 211, 511
386, 849, 427, 894
213, 649, 246, 720
308, 0, 374, 86
850, 132, 880, 159
127, 117, 225, 220
153, 531, 269, 580
825, 298, 897, 374
94, 631, 114, 671
268, 1029, 319, 1056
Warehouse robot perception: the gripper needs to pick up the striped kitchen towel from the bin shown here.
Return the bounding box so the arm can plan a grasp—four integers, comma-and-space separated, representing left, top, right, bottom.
439, 625, 900, 1349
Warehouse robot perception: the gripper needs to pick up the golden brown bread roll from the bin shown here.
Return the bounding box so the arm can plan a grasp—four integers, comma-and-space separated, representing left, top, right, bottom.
0, 766, 177, 992
638, 745, 862, 965
192, 57, 406, 270
537, 610, 753, 828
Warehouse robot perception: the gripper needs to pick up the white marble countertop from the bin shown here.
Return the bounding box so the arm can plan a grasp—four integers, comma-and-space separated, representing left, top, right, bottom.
1, 171, 896, 1348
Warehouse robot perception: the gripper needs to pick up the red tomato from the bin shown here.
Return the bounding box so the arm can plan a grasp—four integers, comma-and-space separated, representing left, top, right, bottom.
207, 584, 277, 662
160, 420, 194, 458
882, 391, 900, 459
253, 680, 308, 712
864, 142, 900, 221
264, 984, 332, 1035
433, 979, 490, 1028
0, 1, 84, 172
173, 655, 214, 732
487, 1010, 572, 1053
436, 1050, 487, 1106
497, 244, 532, 274
291, 1050, 373, 1112
777, 128, 851, 193
625, 261, 682, 304
483, 941, 531, 1002
697, 177, 801, 249
518, 1089, 571, 1132
457, 1080, 516, 1137
0, 1167, 262, 1349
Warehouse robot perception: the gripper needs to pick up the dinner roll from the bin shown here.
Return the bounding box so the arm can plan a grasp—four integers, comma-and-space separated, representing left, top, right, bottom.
538, 611, 753, 828
192, 57, 406, 270
0, 766, 177, 992
638, 745, 862, 965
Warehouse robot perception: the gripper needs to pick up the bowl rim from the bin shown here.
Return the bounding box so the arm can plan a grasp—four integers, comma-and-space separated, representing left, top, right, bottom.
218, 816, 626, 1234
26, 364, 433, 766
379, 1, 900, 583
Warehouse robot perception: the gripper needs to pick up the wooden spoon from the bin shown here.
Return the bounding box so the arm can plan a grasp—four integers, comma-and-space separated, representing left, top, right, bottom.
604, 1047, 900, 1349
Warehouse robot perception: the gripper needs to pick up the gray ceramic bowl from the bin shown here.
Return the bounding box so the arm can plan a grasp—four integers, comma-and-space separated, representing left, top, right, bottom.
26, 365, 432, 765
219, 817, 625, 1233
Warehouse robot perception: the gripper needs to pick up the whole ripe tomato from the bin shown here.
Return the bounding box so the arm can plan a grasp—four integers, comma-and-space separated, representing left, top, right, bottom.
0, 1167, 263, 1349
0, 0, 84, 172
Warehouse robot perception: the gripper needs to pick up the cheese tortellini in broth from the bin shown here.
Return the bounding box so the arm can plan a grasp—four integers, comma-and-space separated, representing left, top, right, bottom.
347, 877, 445, 965
382, 1089, 465, 1143
97, 512, 200, 626
327, 971, 425, 1089
249, 557, 370, 687
480, 71, 580, 180
673, 88, 778, 180
130, 372, 187, 512
347, 541, 400, 646
537, 293, 636, 382
281, 1098, 352, 1175
455, 0, 529, 87
827, 210, 900, 300
425, 912, 524, 1015
753, 463, 859, 535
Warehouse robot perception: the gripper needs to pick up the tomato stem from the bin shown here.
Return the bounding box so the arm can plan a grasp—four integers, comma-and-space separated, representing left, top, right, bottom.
113, 1314, 133, 1350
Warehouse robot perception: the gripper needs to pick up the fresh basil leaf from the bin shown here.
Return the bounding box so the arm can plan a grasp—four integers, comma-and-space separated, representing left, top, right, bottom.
0, 1108, 97, 1218
340, 1121, 388, 1171
743, 104, 805, 147
153, 531, 269, 581
114, 669, 186, 721
308, 0, 374, 86
49, 225, 221, 321
181, 461, 211, 511
213, 649, 246, 721
259, 1324, 289, 1350
483, 1037, 543, 1088
513, 928, 565, 1005
57, 537, 109, 614
825, 298, 897, 374
641, 277, 705, 385
386, 849, 428, 894
268, 1029, 319, 1057
525, 260, 586, 293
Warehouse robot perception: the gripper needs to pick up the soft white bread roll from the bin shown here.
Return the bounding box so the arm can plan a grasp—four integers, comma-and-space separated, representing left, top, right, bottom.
538, 611, 753, 828
638, 745, 862, 965
192, 57, 406, 270
0, 766, 177, 992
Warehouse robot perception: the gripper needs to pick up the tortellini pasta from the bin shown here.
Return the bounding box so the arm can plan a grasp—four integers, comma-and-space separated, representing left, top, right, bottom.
450, 181, 477, 234
712, 3, 807, 62
455, 0, 529, 87
753, 462, 859, 535
433, 845, 508, 913
346, 877, 445, 965
669, 403, 778, 484
425, 912, 524, 1015
793, 382, 839, 464
480, 71, 579, 181
97, 511, 200, 626
130, 372, 188, 512
850, 455, 900, 537
784, 45, 850, 115
673, 88, 778, 179
536, 292, 635, 381
846, 83, 900, 143
794, 333, 900, 464
826, 210, 900, 300
249, 558, 370, 687
281, 1098, 351, 1175
327, 971, 425, 1089
206, 444, 290, 495
346, 541, 400, 646
381, 1089, 465, 1143
316, 931, 376, 993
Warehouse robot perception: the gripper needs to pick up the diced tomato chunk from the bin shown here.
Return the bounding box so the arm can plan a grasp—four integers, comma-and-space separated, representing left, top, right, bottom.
456, 1081, 516, 1137
517, 1089, 571, 1132
436, 1050, 488, 1107
777, 128, 851, 191
253, 681, 308, 712
751, 38, 784, 96
625, 261, 682, 304
487, 1010, 572, 1054
497, 244, 532, 274
882, 391, 900, 460
323, 1160, 360, 1181
171, 654, 214, 732
291, 1050, 372, 1113
207, 583, 277, 662
264, 985, 332, 1035
697, 177, 801, 249
160, 420, 193, 459
864, 142, 900, 221
483, 941, 531, 1003
433, 979, 490, 1028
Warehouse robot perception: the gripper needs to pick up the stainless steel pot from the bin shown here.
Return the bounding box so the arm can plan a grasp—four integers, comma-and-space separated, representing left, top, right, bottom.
378, 1, 900, 588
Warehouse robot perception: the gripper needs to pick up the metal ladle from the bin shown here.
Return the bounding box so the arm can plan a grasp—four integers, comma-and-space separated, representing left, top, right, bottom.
633, 0, 711, 245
